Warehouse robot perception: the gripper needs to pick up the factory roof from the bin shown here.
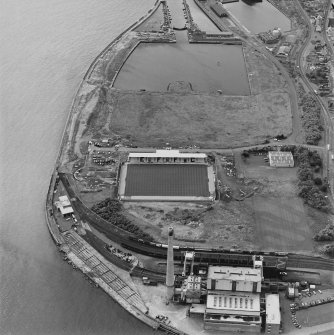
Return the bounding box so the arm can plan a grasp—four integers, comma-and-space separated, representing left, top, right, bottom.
265, 294, 280, 325
128, 150, 207, 159
206, 291, 260, 314
208, 266, 261, 282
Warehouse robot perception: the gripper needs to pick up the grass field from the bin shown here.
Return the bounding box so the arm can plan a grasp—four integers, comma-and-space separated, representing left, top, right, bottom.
253, 196, 313, 252
124, 164, 209, 197
108, 90, 292, 149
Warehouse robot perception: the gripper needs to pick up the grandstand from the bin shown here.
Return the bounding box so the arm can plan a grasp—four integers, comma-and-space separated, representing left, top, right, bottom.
118, 150, 215, 201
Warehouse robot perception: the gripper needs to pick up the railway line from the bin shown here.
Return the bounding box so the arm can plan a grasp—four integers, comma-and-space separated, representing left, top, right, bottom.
59, 172, 334, 275
287, 254, 334, 271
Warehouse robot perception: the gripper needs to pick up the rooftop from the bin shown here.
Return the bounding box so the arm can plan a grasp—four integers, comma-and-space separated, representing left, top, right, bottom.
206, 291, 260, 314
55, 201, 74, 215
265, 294, 280, 325
58, 195, 71, 207
128, 150, 207, 159
208, 266, 262, 283
268, 151, 294, 166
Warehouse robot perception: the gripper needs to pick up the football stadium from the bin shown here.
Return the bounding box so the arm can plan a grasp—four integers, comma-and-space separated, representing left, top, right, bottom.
118, 150, 216, 201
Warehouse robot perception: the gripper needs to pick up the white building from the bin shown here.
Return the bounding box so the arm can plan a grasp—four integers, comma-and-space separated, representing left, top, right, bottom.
268, 151, 294, 167
204, 266, 262, 333
55, 195, 74, 217
265, 294, 280, 335
207, 266, 262, 293
205, 291, 261, 332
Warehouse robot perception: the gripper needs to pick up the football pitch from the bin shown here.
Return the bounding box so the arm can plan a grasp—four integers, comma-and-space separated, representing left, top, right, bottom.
124, 164, 209, 197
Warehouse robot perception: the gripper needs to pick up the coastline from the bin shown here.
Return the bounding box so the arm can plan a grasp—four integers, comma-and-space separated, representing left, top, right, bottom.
44, 1, 187, 333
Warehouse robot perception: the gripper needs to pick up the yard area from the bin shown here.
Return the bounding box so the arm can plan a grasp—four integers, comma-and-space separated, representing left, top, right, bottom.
252, 196, 312, 252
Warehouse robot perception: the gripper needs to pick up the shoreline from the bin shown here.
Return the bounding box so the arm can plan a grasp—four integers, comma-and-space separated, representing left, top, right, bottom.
44, 1, 187, 332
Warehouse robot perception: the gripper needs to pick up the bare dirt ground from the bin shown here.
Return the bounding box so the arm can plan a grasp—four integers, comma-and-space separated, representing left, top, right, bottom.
123, 200, 255, 248
108, 90, 292, 149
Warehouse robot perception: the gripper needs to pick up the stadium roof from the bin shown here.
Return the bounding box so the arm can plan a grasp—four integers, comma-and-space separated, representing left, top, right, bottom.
265, 294, 280, 325
208, 266, 261, 282
128, 150, 207, 159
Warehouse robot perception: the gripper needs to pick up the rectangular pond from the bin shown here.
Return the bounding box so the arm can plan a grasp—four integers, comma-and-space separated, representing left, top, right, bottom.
114, 41, 250, 95
224, 0, 291, 34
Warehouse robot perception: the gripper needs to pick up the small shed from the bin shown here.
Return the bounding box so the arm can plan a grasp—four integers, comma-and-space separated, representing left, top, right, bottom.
268, 151, 294, 167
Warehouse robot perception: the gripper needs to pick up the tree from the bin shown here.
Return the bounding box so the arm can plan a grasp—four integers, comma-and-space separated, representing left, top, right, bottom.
314, 177, 322, 185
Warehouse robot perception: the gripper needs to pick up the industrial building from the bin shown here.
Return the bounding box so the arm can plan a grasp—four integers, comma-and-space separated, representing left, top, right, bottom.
265, 294, 280, 335
204, 265, 262, 333
162, 230, 283, 334
118, 150, 215, 201
268, 151, 294, 167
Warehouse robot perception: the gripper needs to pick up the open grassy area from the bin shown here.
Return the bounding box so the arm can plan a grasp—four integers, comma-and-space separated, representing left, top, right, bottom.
108, 90, 292, 148
124, 164, 209, 196
252, 196, 312, 252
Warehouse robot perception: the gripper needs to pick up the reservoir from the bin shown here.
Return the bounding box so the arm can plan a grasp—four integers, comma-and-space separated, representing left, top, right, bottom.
0, 0, 161, 334
224, 0, 291, 33
114, 37, 250, 95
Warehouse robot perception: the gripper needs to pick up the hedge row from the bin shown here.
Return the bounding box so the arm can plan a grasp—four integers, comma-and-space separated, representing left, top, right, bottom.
295, 147, 329, 211
300, 94, 322, 145
91, 198, 153, 241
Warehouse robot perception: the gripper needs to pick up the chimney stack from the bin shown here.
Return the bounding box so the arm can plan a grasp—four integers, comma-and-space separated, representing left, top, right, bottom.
166, 227, 175, 302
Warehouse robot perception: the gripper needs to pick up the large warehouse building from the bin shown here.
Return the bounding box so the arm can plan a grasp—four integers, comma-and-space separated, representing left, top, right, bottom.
204, 265, 263, 333
118, 150, 215, 201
